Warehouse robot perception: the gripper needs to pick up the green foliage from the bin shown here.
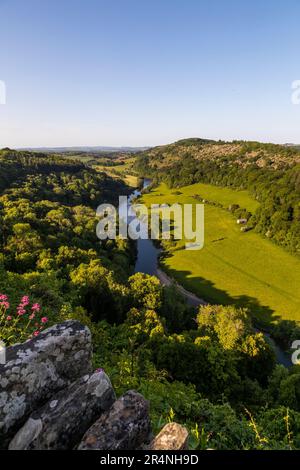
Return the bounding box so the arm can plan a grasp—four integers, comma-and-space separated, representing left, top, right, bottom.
1, 148, 300, 449
0, 149, 135, 329
160, 285, 194, 332
128, 272, 162, 310
278, 373, 300, 409
272, 320, 300, 350
197, 304, 252, 349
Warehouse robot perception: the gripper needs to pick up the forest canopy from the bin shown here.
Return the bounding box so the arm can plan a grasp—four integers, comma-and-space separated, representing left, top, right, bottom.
0, 147, 300, 449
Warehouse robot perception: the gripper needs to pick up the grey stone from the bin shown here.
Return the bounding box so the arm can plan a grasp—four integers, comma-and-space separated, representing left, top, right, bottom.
0, 320, 92, 448
151, 422, 189, 450
78, 390, 151, 450
9, 371, 115, 450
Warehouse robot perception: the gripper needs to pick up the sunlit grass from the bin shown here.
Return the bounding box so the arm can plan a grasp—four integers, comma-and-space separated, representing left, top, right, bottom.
141, 183, 300, 325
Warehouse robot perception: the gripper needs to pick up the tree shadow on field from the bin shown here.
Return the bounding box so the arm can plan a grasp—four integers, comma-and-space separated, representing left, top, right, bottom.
161, 266, 280, 329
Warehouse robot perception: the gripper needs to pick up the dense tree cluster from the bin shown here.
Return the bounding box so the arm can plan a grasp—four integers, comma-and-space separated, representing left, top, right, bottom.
88, 282, 300, 449
0, 149, 134, 323
0, 148, 84, 192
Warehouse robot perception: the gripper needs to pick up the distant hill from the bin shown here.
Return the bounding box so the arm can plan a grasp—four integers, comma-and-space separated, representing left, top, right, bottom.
136, 138, 300, 173
134, 137, 300, 256
18, 146, 150, 154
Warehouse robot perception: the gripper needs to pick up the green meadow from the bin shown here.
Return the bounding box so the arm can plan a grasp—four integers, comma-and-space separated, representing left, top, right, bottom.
141, 182, 300, 325
95, 157, 138, 187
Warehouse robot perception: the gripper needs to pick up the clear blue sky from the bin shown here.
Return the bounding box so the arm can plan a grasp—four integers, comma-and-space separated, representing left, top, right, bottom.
0, 0, 300, 147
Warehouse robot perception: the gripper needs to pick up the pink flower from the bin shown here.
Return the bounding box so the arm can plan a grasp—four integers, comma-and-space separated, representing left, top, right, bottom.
41, 317, 48, 324
29, 313, 35, 320
18, 302, 28, 311
0, 301, 10, 309
21, 296, 30, 306
33, 331, 39, 337
17, 308, 26, 316
6, 315, 12, 321
0, 294, 8, 301
32, 303, 40, 312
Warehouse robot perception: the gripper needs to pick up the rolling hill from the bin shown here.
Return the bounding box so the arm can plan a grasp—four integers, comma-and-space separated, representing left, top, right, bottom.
135, 138, 300, 256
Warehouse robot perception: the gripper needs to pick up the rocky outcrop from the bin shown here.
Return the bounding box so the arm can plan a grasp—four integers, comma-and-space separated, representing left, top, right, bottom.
0, 320, 189, 450
78, 391, 151, 450
0, 321, 92, 448
150, 422, 189, 450
9, 371, 115, 450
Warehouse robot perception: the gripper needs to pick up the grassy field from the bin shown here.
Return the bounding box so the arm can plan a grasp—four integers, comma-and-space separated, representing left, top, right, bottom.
123, 174, 139, 187
95, 157, 139, 187
95, 157, 136, 173
141, 182, 300, 325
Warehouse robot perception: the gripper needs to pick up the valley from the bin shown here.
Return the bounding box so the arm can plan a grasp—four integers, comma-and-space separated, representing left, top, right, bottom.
1, 143, 299, 449
140, 182, 300, 325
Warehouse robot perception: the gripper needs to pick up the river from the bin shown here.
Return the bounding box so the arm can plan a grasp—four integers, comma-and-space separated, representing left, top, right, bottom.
129, 178, 292, 367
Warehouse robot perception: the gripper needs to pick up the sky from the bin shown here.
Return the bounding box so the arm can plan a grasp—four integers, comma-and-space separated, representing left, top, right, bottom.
0, 0, 300, 148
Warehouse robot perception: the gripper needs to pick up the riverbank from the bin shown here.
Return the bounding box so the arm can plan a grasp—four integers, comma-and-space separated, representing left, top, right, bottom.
156, 268, 207, 307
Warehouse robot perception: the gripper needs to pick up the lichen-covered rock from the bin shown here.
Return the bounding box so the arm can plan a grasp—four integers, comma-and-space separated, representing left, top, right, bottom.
78, 390, 151, 450
0, 321, 92, 448
9, 370, 115, 450
151, 422, 189, 450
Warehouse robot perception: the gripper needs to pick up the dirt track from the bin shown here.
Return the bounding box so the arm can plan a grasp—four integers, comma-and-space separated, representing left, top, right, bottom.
156, 268, 207, 308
